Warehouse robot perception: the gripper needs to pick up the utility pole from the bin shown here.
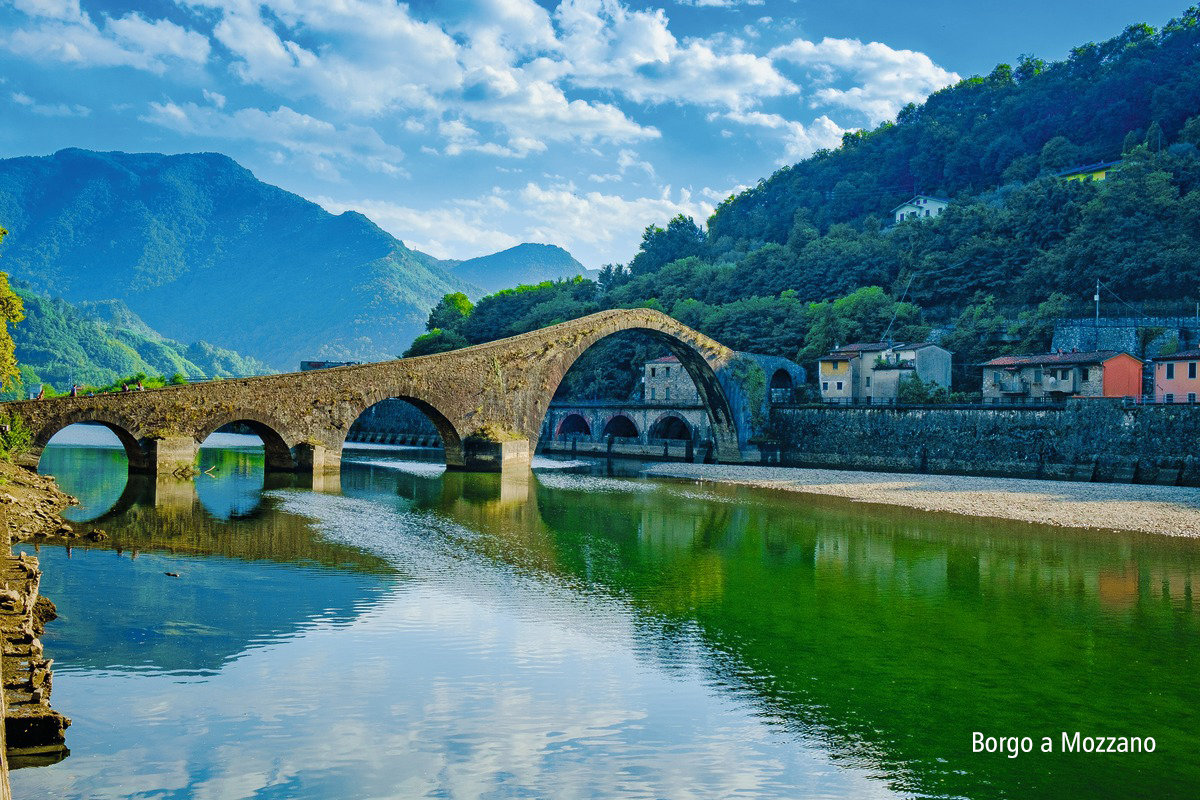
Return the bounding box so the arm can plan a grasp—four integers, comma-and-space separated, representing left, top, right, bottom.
1095, 279, 1101, 324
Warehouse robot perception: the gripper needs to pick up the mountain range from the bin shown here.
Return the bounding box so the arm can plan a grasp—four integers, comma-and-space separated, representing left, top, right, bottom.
0, 148, 588, 373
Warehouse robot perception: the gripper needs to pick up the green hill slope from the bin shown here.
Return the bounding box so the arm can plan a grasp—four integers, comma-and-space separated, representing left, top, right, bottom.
0, 148, 468, 370
5, 286, 270, 399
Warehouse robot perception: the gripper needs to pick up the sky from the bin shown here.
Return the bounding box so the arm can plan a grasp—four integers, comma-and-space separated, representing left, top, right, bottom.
0, 0, 1190, 268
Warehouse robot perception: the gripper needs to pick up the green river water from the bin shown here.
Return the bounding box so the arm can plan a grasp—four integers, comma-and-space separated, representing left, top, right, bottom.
10, 426, 1200, 799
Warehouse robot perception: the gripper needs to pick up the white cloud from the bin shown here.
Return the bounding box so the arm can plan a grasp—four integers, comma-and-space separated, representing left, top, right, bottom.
320, 179, 726, 267
770, 36, 960, 125
202, 89, 226, 108
721, 110, 848, 161
11, 91, 90, 117
5, 9, 210, 73
555, 0, 794, 110
316, 194, 522, 260
142, 101, 405, 179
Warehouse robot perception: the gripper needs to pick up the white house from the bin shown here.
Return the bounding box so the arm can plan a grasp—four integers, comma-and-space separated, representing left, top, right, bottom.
892, 195, 949, 224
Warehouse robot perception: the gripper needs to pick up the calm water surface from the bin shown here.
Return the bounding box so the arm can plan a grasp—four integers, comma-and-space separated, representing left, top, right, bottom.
12, 427, 1200, 799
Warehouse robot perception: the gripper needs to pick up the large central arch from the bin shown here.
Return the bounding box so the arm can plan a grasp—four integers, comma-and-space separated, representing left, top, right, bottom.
527, 316, 742, 463
344, 390, 466, 469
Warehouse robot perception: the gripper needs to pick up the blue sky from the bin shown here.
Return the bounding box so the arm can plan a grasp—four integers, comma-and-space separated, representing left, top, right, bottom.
0, 0, 1188, 267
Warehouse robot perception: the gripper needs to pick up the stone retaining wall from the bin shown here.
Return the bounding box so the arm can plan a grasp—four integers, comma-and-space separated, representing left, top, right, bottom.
767, 401, 1200, 485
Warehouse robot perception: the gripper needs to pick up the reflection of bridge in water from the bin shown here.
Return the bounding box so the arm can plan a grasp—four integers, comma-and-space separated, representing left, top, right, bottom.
6, 310, 750, 479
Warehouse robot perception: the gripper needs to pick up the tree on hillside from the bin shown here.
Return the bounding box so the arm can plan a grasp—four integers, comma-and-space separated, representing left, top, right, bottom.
402, 329, 469, 358
426, 292, 473, 333
628, 215, 706, 275
797, 287, 928, 365
0, 227, 25, 390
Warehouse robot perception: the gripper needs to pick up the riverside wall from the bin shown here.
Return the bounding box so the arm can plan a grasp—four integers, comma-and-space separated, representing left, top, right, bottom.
767, 401, 1200, 485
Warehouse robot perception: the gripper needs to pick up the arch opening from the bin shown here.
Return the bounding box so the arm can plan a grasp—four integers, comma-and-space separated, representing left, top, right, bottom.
342, 395, 461, 472
535, 324, 739, 461
601, 414, 639, 439
649, 415, 692, 441
556, 414, 591, 438
37, 422, 138, 521
196, 418, 296, 473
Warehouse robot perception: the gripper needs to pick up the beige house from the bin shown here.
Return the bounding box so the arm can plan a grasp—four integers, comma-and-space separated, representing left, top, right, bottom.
818, 342, 952, 403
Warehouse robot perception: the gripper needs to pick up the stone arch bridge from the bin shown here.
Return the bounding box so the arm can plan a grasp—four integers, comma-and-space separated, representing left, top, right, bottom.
4, 309, 744, 476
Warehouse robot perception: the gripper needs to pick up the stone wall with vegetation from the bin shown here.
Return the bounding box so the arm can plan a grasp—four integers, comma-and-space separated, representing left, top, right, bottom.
768, 401, 1200, 485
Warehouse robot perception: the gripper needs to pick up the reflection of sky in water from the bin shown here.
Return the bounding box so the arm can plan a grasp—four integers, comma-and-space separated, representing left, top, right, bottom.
17, 505, 895, 800
24, 439, 1200, 799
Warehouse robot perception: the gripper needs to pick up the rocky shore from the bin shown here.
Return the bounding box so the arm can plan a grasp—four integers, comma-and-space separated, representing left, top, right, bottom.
643, 463, 1200, 537
0, 461, 73, 776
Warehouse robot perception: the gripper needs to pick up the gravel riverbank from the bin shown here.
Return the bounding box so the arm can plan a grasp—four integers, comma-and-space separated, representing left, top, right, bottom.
642, 463, 1200, 537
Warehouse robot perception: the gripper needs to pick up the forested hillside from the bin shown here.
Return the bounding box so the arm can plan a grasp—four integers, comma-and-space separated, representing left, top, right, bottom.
2, 286, 269, 399
0, 148, 469, 370
409, 9, 1200, 395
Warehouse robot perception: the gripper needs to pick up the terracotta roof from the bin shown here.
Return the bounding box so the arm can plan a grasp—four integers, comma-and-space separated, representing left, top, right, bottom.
648, 355, 680, 364
1153, 349, 1200, 361
982, 350, 1137, 367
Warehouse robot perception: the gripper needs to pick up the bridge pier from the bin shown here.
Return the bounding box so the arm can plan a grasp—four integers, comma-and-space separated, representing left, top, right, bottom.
292, 443, 340, 476
139, 436, 198, 476
454, 438, 531, 473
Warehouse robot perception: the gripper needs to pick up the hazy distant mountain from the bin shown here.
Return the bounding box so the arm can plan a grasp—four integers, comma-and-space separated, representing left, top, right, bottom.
0, 148, 471, 370
451, 243, 594, 296
6, 286, 270, 398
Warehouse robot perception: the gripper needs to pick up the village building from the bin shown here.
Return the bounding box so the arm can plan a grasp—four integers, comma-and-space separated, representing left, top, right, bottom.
1056, 159, 1122, 182
1152, 350, 1200, 403
981, 351, 1142, 402
818, 342, 952, 403
891, 195, 949, 224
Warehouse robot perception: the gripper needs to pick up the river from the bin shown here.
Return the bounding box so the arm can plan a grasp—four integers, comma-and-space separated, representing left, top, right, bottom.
11, 426, 1200, 799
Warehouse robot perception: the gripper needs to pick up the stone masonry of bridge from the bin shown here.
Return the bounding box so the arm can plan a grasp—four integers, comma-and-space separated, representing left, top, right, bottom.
3, 309, 744, 476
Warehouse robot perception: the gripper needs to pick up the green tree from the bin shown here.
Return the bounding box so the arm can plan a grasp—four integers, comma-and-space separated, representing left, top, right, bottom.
0, 227, 25, 390
426, 292, 473, 333
402, 328, 469, 358
628, 215, 706, 275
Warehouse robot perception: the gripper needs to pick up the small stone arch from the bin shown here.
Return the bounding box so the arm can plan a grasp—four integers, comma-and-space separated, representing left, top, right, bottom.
194, 411, 298, 472
649, 413, 692, 441
556, 413, 591, 438
31, 411, 149, 472
769, 368, 794, 390
346, 391, 465, 468
601, 414, 639, 439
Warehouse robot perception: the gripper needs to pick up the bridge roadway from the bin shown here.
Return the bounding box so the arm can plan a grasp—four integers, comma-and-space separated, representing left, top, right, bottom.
2, 309, 744, 476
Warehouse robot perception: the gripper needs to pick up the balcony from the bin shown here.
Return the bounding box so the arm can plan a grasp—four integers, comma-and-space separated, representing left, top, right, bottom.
997, 379, 1028, 394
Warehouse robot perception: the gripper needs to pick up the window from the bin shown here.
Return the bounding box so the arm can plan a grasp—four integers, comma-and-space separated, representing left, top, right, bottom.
836, 381, 843, 390
1081, 368, 1089, 381
994, 371, 1002, 383
1060, 369, 1070, 380
1190, 393, 1197, 404
1033, 368, 1042, 382
650, 388, 655, 399
822, 381, 829, 391
650, 367, 656, 377
664, 367, 670, 376
665, 386, 670, 400
1165, 393, 1175, 403
865, 376, 871, 387
1166, 363, 1175, 380
1191, 362, 1197, 379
